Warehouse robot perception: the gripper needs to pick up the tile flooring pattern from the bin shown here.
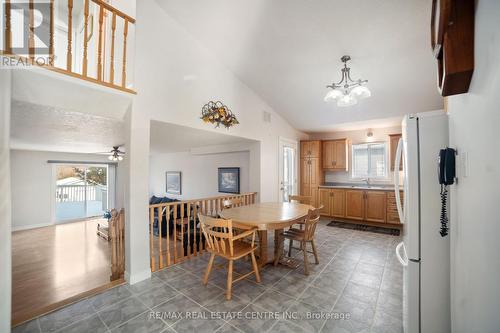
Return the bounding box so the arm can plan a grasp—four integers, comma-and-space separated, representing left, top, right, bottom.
13, 219, 403, 333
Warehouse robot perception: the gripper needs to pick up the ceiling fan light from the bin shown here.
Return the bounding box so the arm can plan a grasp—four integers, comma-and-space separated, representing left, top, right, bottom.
108, 155, 114, 161
351, 85, 371, 99
118, 155, 123, 161
324, 89, 343, 102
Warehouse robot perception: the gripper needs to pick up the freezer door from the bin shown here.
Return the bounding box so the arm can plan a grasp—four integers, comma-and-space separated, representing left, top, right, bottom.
405, 260, 420, 333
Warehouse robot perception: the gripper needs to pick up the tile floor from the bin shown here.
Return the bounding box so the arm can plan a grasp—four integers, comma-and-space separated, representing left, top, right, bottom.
13, 219, 403, 333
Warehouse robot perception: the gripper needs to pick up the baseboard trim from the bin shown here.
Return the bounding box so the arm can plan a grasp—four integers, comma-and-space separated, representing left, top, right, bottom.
125, 269, 151, 285
12, 222, 52, 232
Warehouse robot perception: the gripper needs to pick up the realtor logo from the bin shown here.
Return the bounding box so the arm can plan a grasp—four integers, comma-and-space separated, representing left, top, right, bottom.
3, 1, 51, 55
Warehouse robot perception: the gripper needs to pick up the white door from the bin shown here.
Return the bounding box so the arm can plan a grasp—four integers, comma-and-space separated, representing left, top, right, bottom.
278, 138, 298, 202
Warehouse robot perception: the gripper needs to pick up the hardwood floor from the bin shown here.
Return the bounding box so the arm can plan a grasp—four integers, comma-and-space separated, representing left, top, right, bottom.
12, 219, 113, 325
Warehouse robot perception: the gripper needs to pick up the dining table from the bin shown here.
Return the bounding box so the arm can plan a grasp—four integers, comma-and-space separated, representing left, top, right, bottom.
219, 202, 313, 267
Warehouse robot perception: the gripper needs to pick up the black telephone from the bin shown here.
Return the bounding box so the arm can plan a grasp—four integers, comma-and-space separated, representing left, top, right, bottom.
438, 148, 456, 237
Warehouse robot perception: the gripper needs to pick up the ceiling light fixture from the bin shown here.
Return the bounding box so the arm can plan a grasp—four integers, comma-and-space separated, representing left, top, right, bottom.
324, 55, 371, 107
107, 146, 124, 161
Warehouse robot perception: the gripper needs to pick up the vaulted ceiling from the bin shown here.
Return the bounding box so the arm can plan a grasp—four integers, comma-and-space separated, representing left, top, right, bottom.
157, 0, 443, 132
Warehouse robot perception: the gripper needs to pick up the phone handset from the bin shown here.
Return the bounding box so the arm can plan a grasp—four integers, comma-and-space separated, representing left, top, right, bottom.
438, 148, 456, 237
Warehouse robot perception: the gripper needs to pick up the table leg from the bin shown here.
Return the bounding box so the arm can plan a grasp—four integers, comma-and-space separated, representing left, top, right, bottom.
274, 229, 283, 265
257, 230, 267, 267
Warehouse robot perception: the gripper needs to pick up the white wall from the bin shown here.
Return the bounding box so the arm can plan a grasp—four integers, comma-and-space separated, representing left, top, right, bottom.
150, 151, 250, 200
122, 0, 307, 283
447, 1, 500, 332
10, 150, 118, 231
309, 126, 401, 184
0, 70, 12, 333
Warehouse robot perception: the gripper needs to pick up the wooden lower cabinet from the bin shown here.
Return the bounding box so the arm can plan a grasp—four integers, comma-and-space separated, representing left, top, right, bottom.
365, 191, 387, 223
386, 191, 404, 224
345, 190, 365, 220
318, 188, 346, 217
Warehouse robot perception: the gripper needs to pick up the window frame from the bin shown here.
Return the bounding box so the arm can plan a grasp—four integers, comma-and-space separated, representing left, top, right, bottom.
351, 141, 389, 180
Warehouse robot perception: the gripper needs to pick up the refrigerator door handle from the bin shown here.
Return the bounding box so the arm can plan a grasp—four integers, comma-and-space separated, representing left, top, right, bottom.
394, 138, 405, 223
396, 241, 408, 267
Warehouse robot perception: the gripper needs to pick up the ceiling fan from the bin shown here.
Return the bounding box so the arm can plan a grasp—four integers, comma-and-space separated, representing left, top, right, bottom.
95, 146, 125, 161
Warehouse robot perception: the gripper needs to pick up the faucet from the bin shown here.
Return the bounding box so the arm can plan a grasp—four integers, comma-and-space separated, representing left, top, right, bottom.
361, 178, 370, 186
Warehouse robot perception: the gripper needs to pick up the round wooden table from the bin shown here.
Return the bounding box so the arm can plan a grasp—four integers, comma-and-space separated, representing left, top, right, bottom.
219, 202, 313, 267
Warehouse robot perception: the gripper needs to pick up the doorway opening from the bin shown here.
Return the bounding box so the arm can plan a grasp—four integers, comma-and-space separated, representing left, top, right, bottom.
279, 138, 298, 202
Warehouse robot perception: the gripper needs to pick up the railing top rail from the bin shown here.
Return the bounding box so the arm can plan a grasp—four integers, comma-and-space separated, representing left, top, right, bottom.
149, 192, 258, 208
91, 0, 136, 23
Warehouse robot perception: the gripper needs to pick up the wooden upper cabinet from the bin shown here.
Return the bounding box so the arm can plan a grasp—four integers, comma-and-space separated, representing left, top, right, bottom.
365, 191, 387, 223
301, 141, 321, 158
300, 158, 311, 187
389, 134, 402, 171
322, 139, 347, 171
309, 158, 320, 186
345, 190, 364, 220
331, 189, 345, 218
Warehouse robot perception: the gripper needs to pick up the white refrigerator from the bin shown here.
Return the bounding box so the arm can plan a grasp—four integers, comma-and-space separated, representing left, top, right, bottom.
394, 111, 451, 333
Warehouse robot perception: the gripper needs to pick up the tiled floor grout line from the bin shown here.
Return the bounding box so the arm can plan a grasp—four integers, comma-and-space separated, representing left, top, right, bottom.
368, 245, 393, 331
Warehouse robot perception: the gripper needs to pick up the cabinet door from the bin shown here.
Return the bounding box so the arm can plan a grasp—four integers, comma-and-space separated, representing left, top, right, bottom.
331, 189, 345, 218
309, 158, 320, 185
300, 158, 310, 197
386, 191, 404, 223
365, 191, 387, 223
345, 190, 364, 220
300, 141, 311, 158
309, 141, 321, 158
334, 140, 347, 170
389, 134, 402, 171
318, 189, 331, 215
322, 141, 335, 169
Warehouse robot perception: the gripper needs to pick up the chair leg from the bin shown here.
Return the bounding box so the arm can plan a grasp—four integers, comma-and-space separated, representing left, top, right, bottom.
250, 252, 261, 283
302, 241, 310, 275
203, 253, 215, 285
288, 239, 293, 257
311, 239, 319, 264
226, 259, 234, 300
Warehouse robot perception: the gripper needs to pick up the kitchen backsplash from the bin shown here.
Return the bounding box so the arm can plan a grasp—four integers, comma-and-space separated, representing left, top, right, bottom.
324, 170, 403, 185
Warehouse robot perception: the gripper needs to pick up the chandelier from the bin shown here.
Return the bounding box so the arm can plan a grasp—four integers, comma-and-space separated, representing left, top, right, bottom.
107, 146, 124, 161
201, 101, 239, 128
324, 55, 371, 107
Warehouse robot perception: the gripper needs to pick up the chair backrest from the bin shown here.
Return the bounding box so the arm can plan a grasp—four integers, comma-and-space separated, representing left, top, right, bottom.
223, 197, 243, 209
198, 214, 234, 256
303, 206, 322, 241
288, 195, 312, 205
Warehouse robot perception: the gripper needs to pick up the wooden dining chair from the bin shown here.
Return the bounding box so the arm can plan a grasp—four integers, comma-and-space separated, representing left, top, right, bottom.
288, 195, 312, 205
198, 214, 261, 300
276, 206, 322, 275
222, 197, 243, 209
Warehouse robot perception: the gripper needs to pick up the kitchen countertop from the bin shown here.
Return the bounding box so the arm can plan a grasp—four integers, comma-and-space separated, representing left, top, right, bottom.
318, 182, 402, 191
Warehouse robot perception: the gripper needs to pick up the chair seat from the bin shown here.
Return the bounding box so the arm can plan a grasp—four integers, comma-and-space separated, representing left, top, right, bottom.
282, 228, 306, 241
206, 240, 257, 260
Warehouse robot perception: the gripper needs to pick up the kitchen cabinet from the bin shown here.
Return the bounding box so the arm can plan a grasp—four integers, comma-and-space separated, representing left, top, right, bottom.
389, 134, 402, 171
365, 191, 387, 223
322, 139, 347, 171
318, 188, 345, 218
345, 190, 365, 220
300, 141, 322, 207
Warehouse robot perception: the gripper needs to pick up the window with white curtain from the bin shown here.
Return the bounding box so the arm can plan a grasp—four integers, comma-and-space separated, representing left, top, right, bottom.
352, 143, 388, 179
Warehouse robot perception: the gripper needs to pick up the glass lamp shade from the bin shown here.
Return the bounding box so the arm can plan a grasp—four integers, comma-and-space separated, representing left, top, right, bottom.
108, 155, 114, 161
337, 94, 357, 107
350, 85, 371, 99
324, 89, 343, 102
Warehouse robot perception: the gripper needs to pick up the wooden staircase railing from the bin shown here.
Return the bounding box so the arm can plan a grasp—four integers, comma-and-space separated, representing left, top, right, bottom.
2, 0, 136, 94
149, 192, 257, 272
109, 208, 125, 280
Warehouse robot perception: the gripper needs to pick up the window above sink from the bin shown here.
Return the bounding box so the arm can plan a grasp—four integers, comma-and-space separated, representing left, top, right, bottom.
352, 142, 388, 180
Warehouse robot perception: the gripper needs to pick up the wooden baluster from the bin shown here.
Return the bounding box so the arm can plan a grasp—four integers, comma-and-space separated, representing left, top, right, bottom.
180, 203, 184, 259
166, 206, 171, 266
29, 0, 34, 60
121, 20, 128, 87
109, 13, 116, 84
119, 209, 125, 276
149, 207, 156, 271
4, 0, 11, 54
82, 0, 89, 75
97, 5, 104, 81
109, 212, 117, 280
66, 0, 73, 71
193, 202, 198, 256
173, 203, 177, 263
49, 0, 54, 66
158, 206, 163, 269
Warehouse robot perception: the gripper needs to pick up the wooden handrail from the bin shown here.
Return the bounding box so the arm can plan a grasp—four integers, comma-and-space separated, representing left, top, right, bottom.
91, 0, 136, 23
149, 192, 258, 272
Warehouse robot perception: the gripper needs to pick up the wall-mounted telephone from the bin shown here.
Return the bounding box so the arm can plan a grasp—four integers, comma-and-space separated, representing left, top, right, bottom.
438, 148, 456, 237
